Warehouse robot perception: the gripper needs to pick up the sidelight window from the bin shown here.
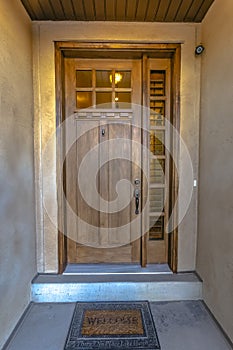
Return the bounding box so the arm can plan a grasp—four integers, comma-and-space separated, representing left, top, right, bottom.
149, 68, 169, 241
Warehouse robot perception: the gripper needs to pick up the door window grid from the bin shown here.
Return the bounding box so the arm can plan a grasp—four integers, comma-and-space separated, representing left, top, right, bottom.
76, 69, 132, 109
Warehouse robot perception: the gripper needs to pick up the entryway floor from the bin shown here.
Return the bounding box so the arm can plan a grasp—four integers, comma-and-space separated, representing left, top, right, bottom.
4, 301, 232, 350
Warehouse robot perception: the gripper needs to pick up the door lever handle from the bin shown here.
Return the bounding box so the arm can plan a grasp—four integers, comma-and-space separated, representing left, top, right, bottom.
135, 196, 139, 214
134, 188, 140, 215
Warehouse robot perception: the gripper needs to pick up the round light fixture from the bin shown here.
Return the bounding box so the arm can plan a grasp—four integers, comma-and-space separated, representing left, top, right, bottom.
195, 45, 205, 55
110, 72, 123, 84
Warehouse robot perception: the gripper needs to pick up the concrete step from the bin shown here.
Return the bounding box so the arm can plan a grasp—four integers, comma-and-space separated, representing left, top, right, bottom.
31, 272, 202, 303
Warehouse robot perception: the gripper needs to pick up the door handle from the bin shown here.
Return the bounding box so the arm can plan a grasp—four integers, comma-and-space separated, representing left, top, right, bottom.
134, 188, 140, 215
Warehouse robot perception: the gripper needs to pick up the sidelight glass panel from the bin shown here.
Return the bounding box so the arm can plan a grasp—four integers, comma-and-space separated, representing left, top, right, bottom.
149, 188, 164, 213
150, 101, 165, 127
150, 159, 165, 184
149, 216, 164, 240
150, 101, 165, 126
150, 130, 165, 155
150, 70, 166, 96
76, 70, 92, 88
148, 65, 170, 247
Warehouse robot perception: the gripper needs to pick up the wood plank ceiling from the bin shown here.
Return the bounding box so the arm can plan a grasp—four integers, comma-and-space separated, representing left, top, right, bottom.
20, 0, 215, 22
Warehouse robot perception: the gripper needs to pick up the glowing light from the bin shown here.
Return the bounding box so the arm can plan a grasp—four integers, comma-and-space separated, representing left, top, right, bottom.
110, 72, 123, 84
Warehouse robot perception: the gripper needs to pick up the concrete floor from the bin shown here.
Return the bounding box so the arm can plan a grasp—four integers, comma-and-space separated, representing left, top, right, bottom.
4, 301, 232, 350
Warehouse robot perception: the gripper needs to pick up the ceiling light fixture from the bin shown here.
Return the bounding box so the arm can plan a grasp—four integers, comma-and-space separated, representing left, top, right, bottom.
110, 72, 123, 84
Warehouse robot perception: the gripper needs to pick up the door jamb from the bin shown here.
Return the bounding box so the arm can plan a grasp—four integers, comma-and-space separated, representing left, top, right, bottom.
55, 41, 181, 274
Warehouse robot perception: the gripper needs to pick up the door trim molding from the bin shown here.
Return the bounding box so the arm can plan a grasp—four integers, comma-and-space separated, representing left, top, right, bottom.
55, 41, 181, 273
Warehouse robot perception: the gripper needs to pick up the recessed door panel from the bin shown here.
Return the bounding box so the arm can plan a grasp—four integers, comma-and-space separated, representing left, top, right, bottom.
64, 59, 142, 263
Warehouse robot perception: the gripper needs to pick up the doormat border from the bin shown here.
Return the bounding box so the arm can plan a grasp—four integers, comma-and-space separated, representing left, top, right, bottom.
64, 301, 160, 350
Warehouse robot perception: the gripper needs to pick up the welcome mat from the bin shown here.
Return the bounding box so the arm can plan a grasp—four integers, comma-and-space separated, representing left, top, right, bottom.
64, 301, 160, 349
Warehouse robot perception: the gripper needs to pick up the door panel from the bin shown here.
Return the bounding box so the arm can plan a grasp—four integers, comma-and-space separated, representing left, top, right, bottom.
64, 57, 172, 265
64, 59, 142, 263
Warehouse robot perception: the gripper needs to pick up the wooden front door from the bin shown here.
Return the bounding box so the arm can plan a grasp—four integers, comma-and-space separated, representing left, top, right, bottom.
56, 42, 181, 272
64, 59, 142, 263
61, 53, 175, 266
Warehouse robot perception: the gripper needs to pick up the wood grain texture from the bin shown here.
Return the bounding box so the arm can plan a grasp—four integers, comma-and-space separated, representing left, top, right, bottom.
83, 0, 95, 20
126, 0, 137, 21
165, 0, 183, 21
55, 43, 68, 273
40, 0, 56, 20
174, 0, 193, 21
21, 0, 37, 19
65, 59, 142, 264
75, 245, 132, 263
71, 0, 85, 20
94, 0, 105, 20
62, 0, 76, 20
194, 0, 214, 22
168, 44, 181, 272
156, 0, 172, 21
141, 55, 149, 267
105, 0, 115, 20
49, 0, 65, 19
28, 0, 46, 19
55, 42, 181, 271
115, 0, 127, 21
135, 0, 149, 21
144, 0, 160, 21
21, 0, 214, 22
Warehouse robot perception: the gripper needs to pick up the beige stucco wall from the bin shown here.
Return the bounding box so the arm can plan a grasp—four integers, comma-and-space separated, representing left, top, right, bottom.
0, 0, 36, 347
33, 21, 201, 272
197, 0, 233, 342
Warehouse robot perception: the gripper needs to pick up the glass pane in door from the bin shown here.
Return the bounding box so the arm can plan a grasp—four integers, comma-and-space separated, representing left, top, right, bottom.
76, 91, 92, 109
76, 70, 92, 87
96, 92, 112, 107
96, 70, 112, 88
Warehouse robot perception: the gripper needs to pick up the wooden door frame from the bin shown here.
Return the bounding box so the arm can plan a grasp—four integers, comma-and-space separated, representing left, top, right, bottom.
55, 41, 181, 273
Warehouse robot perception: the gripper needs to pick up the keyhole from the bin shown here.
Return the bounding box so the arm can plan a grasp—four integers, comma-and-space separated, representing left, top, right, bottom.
101, 128, 105, 136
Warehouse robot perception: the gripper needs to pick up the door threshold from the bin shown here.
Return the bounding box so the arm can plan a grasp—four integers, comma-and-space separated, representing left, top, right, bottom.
63, 263, 173, 275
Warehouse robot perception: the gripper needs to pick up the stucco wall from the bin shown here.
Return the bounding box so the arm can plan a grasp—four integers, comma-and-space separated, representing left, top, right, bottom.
33, 21, 201, 272
0, 0, 36, 347
197, 0, 233, 342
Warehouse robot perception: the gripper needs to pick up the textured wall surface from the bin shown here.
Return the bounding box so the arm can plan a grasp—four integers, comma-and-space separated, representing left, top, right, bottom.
197, 0, 233, 342
33, 21, 201, 273
0, 0, 36, 347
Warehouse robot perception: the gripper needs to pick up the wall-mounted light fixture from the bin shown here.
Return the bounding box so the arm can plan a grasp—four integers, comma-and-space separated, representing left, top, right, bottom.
195, 44, 205, 55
